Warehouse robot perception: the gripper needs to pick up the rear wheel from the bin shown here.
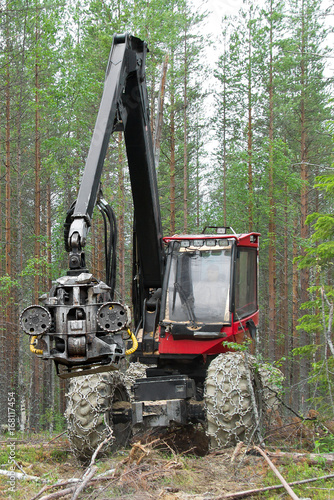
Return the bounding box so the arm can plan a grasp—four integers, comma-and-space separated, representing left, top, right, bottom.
204, 352, 259, 448
65, 372, 130, 460
257, 363, 284, 411
204, 353, 284, 449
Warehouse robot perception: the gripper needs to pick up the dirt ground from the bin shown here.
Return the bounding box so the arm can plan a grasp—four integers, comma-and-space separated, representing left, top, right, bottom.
0, 422, 333, 500
0, 435, 264, 500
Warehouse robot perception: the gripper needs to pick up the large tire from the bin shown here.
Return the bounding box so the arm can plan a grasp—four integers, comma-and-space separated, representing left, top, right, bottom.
204, 352, 259, 449
65, 372, 130, 460
204, 353, 284, 449
256, 363, 284, 411
122, 361, 147, 400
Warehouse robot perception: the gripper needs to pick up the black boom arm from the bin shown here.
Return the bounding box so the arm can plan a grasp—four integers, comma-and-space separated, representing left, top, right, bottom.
67, 34, 165, 293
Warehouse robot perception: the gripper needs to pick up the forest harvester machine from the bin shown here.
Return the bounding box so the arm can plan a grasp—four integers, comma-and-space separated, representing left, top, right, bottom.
20, 34, 281, 459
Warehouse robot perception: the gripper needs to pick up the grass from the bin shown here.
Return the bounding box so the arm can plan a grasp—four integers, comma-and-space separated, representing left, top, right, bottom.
0, 430, 333, 499
260, 459, 334, 499
0, 434, 75, 499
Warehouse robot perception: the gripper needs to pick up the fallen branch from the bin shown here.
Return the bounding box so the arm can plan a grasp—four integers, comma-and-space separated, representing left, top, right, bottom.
231, 442, 244, 463
215, 473, 334, 499
13, 459, 28, 475
30, 478, 81, 500
253, 445, 300, 500
265, 450, 334, 465
39, 486, 75, 500
34, 431, 114, 500
70, 430, 114, 500
84, 449, 182, 499
71, 466, 97, 500
89, 430, 114, 467
30, 475, 116, 500
0, 469, 47, 483
47, 431, 67, 444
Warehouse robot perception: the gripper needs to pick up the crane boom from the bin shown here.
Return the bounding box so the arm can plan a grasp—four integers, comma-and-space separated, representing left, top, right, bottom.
68, 34, 164, 291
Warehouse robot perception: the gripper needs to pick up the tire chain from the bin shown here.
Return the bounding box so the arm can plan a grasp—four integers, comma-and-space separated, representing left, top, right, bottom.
65, 372, 124, 459
205, 352, 255, 448
257, 363, 284, 411
121, 361, 147, 400
65, 360, 283, 457
204, 352, 283, 449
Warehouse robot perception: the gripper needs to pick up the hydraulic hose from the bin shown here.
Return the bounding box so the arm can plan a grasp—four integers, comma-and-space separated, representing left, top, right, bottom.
30, 336, 43, 355
125, 329, 138, 355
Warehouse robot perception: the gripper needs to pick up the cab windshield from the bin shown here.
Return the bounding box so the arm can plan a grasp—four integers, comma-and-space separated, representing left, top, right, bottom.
164, 243, 232, 324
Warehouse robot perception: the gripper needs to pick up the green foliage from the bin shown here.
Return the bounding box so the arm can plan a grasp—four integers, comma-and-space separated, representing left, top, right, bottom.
292, 344, 319, 357
314, 432, 334, 453
222, 338, 253, 352
40, 408, 66, 433
0, 275, 19, 294
263, 460, 334, 499
20, 256, 52, 279
50, 447, 68, 462
308, 356, 334, 412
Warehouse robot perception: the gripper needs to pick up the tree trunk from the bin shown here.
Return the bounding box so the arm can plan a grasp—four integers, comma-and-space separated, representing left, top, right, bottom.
292, 217, 299, 409
247, 14, 253, 232
47, 180, 52, 290
170, 57, 176, 235
32, 7, 41, 429
195, 111, 201, 231
154, 54, 168, 170
222, 52, 227, 228
268, 0, 276, 362
183, 28, 188, 232
3, 0, 12, 422
299, 0, 310, 409
281, 183, 289, 371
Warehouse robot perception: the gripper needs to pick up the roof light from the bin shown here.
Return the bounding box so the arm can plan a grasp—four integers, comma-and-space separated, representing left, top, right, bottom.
218, 240, 229, 247
206, 239, 216, 246
193, 240, 204, 247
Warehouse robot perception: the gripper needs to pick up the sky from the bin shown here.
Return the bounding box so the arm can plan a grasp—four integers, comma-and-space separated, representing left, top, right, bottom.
197, 0, 334, 74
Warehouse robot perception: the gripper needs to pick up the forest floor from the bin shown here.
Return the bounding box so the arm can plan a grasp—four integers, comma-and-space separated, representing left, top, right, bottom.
0, 418, 334, 500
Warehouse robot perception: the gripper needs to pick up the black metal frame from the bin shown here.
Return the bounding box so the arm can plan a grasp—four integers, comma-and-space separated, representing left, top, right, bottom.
67, 34, 165, 311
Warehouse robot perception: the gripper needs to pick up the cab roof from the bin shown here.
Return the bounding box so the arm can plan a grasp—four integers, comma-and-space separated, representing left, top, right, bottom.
163, 232, 260, 247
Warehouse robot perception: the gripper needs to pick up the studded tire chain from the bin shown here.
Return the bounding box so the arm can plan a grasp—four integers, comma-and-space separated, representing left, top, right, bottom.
65, 371, 131, 460
65, 357, 283, 458
65, 363, 147, 460
204, 352, 284, 449
256, 362, 284, 412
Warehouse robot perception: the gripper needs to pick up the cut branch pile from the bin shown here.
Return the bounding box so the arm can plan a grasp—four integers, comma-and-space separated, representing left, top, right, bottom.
3, 431, 332, 500
30, 435, 183, 500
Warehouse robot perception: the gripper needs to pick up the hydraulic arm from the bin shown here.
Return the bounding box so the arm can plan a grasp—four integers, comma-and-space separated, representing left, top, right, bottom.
20, 34, 165, 377
68, 34, 164, 289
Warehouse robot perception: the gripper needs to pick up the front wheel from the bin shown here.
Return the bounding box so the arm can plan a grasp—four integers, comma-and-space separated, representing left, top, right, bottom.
65, 372, 131, 460
204, 352, 257, 448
